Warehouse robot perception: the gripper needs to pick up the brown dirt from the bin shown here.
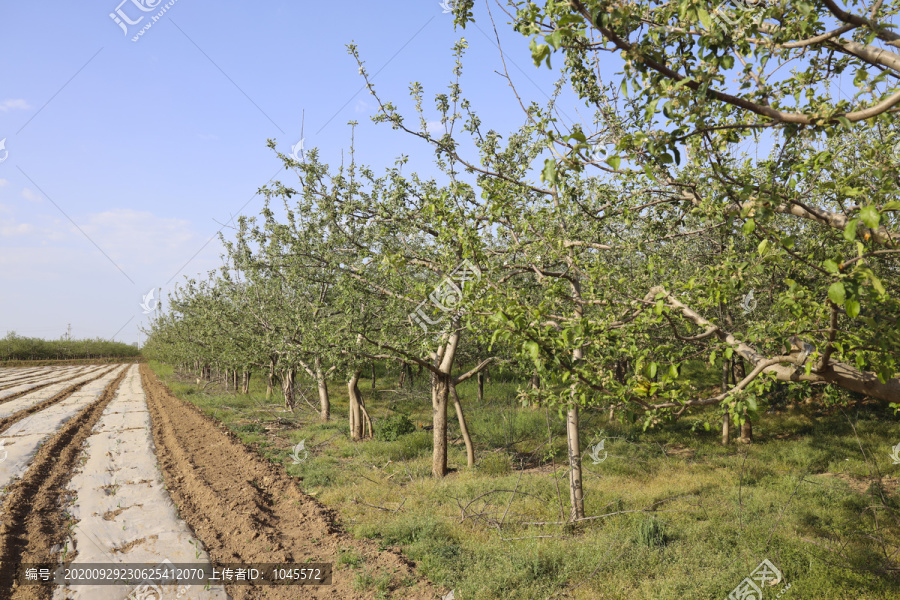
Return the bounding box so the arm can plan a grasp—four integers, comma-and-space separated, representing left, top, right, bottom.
140, 364, 442, 600
0, 365, 130, 600
817, 472, 900, 495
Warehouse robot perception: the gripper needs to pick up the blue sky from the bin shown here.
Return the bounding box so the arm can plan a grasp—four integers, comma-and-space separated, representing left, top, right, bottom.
0, 1, 596, 345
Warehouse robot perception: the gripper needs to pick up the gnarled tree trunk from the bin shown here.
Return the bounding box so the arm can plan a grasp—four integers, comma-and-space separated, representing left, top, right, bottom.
281, 368, 295, 411
430, 329, 460, 478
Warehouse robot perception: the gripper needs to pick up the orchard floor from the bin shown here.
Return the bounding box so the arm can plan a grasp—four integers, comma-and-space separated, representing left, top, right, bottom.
151, 361, 900, 600
0, 362, 440, 600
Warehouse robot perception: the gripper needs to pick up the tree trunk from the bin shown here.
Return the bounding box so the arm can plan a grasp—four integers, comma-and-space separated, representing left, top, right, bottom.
477, 371, 485, 402
432, 371, 451, 477
722, 414, 731, 445
739, 414, 753, 443
450, 384, 475, 468
315, 357, 330, 422
566, 404, 584, 520
407, 363, 414, 387
430, 329, 460, 478
266, 355, 278, 402
348, 370, 363, 440
371, 362, 377, 391
567, 283, 585, 521
398, 361, 407, 388
233, 370, 238, 391
241, 369, 251, 394
566, 279, 584, 521
361, 401, 373, 439
721, 357, 731, 445
281, 368, 295, 411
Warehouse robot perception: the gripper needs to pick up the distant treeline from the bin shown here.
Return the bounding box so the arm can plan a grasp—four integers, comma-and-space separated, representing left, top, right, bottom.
0, 332, 140, 362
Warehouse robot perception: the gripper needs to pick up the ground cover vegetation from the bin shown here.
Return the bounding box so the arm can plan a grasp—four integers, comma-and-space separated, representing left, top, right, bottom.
144, 1, 900, 597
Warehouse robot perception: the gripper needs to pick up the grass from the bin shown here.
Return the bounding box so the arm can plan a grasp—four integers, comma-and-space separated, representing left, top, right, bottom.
149, 360, 900, 599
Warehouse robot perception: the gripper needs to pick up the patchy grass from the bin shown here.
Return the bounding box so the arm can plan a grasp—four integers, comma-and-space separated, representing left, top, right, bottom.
150, 360, 900, 599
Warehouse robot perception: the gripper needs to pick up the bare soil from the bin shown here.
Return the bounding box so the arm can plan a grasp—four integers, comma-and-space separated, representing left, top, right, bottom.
140, 364, 441, 600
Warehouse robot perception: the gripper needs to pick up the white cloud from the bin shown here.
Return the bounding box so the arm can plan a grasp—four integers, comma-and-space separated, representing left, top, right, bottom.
0, 99, 32, 112
354, 99, 370, 113
0, 178, 9, 187
198, 133, 219, 140
0, 219, 34, 236
22, 188, 41, 202
427, 120, 443, 134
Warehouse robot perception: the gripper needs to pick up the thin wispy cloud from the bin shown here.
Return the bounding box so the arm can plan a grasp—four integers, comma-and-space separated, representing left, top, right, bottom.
22, 188, 41, 203
0, 99, 32, 112
0, 218, 34, 236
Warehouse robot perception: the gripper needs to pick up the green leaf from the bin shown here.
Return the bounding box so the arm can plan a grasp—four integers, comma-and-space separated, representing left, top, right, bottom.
828, 282, 846, 305
607, 155, 621, 170
823, 259, 840, 274
836, 116, 852, 130
757, 239, 769, 255
697, 6, 712, 28
545, 30, 563, 50
860, 268, 887, 295
540, 159, 558, 186
649, 362, 658, 379
843, 218, 859, 241
529, 39, 551, 69
845, 299, 860, 318
742, 219, 756, 236
860, 205, 880, 229
882, 201, 900, 211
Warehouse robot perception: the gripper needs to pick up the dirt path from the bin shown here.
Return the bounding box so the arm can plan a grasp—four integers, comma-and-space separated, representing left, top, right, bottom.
53, 365, 228, 600
140, 364, 441, 600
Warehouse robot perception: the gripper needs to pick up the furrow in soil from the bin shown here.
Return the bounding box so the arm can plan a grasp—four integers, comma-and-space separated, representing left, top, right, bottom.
0, 364, 131, 600
140, 364, 438, 600
52, 365, 229, 600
